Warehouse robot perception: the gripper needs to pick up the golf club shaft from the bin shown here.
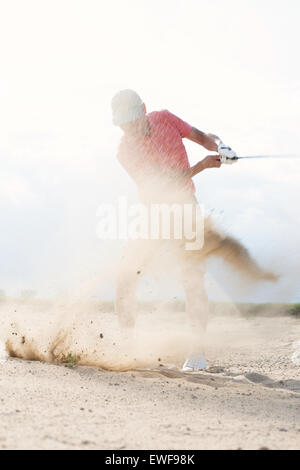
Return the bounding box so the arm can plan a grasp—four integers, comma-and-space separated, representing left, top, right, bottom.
238, 154, 300, 160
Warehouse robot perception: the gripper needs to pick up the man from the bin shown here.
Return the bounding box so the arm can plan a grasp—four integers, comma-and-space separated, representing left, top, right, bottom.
112, 89, 276, 371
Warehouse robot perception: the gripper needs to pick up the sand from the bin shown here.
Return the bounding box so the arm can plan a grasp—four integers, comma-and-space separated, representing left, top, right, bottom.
0, 306, 300, 450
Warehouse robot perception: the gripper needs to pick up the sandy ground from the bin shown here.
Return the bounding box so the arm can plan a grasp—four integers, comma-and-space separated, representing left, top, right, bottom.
0, 307, 300, 450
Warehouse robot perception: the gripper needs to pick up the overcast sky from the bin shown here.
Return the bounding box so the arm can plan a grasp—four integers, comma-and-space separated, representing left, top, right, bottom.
0, 0, 299, 301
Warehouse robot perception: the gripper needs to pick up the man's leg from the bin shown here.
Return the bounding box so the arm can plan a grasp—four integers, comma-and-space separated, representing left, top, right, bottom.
115, 269, 139, 331
180, 260, 209, 371
115, 239, 155, 335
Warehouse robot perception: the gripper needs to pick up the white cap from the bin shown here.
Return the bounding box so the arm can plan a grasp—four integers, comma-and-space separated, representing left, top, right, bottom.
111, 89, 144, 126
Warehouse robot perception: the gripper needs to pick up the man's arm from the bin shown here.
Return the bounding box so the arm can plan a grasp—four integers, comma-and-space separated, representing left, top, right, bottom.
165, 154, 220, 188
184, 127, 223, 176
187, 127, 222, 152
181, 154, 221, 180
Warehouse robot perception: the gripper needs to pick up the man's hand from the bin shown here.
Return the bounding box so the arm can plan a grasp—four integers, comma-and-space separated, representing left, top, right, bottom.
202, 154, 222, 169
218, 143, 237, 163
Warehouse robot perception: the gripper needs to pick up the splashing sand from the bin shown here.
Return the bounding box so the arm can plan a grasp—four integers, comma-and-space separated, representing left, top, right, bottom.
1, 295, 291, 373
0, 299, 199, 371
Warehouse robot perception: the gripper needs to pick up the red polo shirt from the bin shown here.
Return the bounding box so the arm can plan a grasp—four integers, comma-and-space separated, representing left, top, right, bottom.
117, 110, 194, 194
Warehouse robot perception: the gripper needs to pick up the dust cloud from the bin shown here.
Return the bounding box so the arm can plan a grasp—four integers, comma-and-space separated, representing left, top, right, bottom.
0, 179, 280, 371
0, 179, 281, 371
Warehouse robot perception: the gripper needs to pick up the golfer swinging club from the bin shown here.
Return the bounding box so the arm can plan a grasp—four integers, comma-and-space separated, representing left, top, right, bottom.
111, 89, 273, 371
